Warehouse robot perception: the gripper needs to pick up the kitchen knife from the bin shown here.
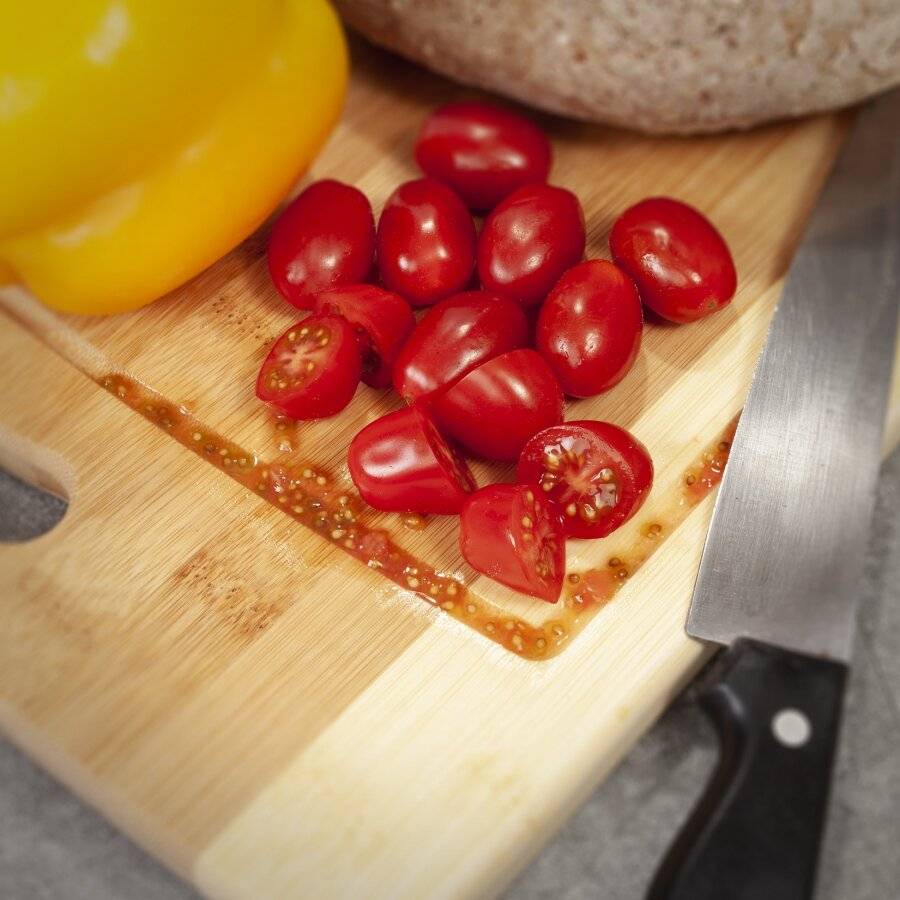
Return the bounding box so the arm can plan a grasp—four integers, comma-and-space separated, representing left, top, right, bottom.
648, 90, 899, 900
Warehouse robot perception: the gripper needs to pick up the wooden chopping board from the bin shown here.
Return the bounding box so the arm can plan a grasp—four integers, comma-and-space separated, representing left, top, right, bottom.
2, 42, 899, 900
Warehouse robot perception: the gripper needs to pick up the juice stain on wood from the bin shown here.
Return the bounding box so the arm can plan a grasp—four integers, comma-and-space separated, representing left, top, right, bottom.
100, 373, 734, 660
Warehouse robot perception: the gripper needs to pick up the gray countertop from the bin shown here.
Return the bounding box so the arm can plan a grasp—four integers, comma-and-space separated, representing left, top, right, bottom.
1, 452, 898, 900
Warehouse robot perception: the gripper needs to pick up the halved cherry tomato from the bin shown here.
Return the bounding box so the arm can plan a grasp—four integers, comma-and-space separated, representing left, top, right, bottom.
517, 421, 653, 539
392, 290, 529, 402
256, 315, 361, 419
478, 183, 585, 307
609, 197, 737, 324
432, 349, 564, 461
377, 178, 476, 306
348, 406, 476, 515
313, 284, 415, 389
267, 180, 375, 310
536, 260, 643, 397
414, 101, 552, 211
459, 484, 564, 602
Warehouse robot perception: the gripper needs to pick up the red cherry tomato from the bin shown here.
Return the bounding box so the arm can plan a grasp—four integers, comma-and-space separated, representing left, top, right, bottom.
414, 101, 552, 212
256, 315, 361, 420
609, 197, 737, 324
376, 178, 476, 306
432, 349, 564, 461
459, 484, 564, 602
536, 260, 643, 397
392, 290, 529, 402
478, 183, 585, 307
267, 180, 375, 310
348, 406, 476, 515
312, 284, 415, 389
517, 421, 653, 539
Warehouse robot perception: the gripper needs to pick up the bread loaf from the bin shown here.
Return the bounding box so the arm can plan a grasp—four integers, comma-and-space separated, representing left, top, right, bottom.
335, 0, 900, 133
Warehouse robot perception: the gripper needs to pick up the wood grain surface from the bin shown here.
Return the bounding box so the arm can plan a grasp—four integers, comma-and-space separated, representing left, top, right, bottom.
1, 42, 898, 900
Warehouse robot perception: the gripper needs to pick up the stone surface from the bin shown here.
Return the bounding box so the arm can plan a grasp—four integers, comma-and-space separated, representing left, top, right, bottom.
1, 452, 897, 899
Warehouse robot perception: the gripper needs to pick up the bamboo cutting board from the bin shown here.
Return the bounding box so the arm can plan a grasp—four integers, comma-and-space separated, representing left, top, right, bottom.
2, 42, 899, 900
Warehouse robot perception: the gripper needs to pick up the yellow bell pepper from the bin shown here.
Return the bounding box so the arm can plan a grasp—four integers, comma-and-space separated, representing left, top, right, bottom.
0, 0, 347, 315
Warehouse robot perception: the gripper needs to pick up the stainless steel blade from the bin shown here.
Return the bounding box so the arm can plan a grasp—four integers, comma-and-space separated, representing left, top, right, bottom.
686, 91, 900, 663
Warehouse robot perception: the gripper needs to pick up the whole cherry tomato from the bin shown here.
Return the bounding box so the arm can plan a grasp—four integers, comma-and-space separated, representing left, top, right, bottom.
536, 260, 643, 397
392, 290, 529, 401
432, 349, 564, 461
459, 483, 565, 602
478, 183, 585, 307
377, 178, 476, 306
256, 315, 361, 419
517, 421, 653, 539
313, 284, 415, 389
267, 180, 375, 310
609, 197, 737, 324
348, 406, 476, 515
414, 101, 552, 211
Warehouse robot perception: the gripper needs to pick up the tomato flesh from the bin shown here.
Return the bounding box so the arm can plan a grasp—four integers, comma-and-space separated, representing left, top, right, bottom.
517, 421, 653, 539
377, 178, 477, 306
313, 284, 415, 389
348, 406, 476, 515
609, 197, 737, 324
536, 260, 643, 397
256, 315, 361, 420
414, 101, 552, 211
267, 180, 375, 310
432, 349, 564, 461
459, 484, 564, 602
477, 183, 585, 307
392, 290, 529, 402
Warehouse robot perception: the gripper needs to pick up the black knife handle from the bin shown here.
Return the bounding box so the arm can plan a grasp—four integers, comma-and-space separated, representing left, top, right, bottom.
647, 638, 848, 900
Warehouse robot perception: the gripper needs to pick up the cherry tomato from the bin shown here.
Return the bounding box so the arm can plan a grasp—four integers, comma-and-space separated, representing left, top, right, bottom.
256, 315, 361, 420
432, 349, 564, 461
414, 101, 552, 211
517, 421, 653, 539
609, 197, 737, 324
392, 290, 529, 402
348, 406, 476, 515
478, 183, 585, 307
459, 484, 564, 602
267, 180, 375, 310
536, 260, 643, 397
376, 178, 476, 306
313, 284, 415, 389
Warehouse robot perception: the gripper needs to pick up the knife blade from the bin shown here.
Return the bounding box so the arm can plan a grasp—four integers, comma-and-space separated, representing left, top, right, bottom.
648, 90, 899, 900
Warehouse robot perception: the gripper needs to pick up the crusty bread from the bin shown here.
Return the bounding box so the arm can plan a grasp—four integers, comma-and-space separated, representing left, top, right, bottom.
335, 0, 900, 133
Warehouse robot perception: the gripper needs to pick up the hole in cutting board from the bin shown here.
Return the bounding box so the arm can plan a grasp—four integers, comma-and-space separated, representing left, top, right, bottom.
0, 468, 67, 542
0, 432, 71, 543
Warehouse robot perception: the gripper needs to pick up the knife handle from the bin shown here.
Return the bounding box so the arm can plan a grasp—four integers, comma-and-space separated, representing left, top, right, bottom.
647, 638, 847, 900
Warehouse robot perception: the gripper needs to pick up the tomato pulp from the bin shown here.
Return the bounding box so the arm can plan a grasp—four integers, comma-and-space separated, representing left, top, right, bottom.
517, 421, 653, 539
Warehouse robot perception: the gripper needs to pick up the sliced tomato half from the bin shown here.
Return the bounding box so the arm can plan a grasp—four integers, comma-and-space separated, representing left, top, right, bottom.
459, 483, 564, 602
256, 315, 361, 420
